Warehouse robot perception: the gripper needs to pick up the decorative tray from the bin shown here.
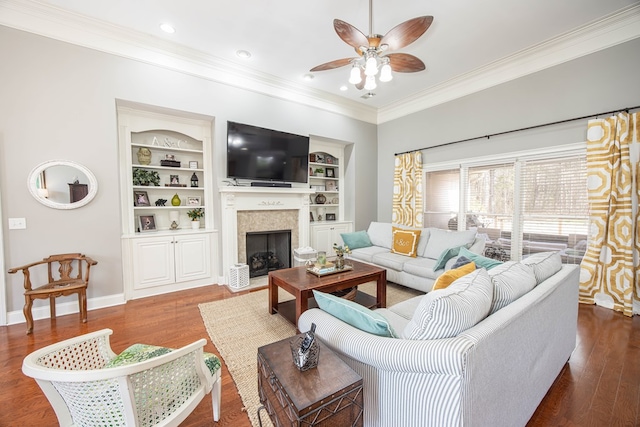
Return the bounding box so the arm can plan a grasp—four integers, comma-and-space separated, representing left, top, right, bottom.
306, 265, 353, 277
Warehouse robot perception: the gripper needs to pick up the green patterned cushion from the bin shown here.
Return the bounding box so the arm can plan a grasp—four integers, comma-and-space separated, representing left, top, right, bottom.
105, 343, 221, 376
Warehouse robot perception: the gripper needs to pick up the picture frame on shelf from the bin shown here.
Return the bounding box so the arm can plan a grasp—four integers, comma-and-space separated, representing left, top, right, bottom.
310, 212, 315, 222
326, 213, 336, 221
309, 153, 317, 162
325, 168, 335, 178
133, 191, 150, 207
325, 156, 334, 164
165, 154, 175, 161
187, 196, 201, 206
189, 161, 198, 169
170, 175, 180, 185
138, 214, 157, 232
325, 181, 337, 191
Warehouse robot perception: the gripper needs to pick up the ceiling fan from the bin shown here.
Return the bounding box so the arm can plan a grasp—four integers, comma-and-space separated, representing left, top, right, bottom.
310, 0, 433, 91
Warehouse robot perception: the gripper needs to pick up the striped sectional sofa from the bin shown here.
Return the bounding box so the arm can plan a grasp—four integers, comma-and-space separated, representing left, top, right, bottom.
347, 222, 486, 293
299, 252, 580, 427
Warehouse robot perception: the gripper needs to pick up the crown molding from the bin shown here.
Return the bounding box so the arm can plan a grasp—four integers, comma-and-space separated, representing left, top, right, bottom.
0, 0, 378, 123
377, 4, 640, 124
1, 0, 638, 125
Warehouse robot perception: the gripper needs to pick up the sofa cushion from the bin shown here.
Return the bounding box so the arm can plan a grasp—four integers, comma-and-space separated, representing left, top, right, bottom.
458, 247, 503, 270
371, 252, 412, 271
367, 222, 393, 249
452, 256, 473, 269
520, 251, 562, 284
390, 226, 421, 257
375, 308, 412, 335
340, 230, 373, 250
433, 245, 465, 270
424, 228, 477, 259
488, 262, 537, 314
348, 246, 389, 263
432, 261, 476, 291
402, 257, 441, 279
404, 269, 493, 340
313, 290, 397, 337
386, 295, 423, 320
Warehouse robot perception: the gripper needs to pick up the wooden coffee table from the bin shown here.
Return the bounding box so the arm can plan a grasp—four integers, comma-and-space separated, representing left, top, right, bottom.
268, 259, 386, 327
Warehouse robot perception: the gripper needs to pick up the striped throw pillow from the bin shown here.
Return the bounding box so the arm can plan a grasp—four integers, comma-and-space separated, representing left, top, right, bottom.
488, 262, 537, 314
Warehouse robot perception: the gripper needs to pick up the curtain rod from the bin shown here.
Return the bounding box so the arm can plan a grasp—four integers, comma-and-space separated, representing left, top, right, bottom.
395, 105, 640, 156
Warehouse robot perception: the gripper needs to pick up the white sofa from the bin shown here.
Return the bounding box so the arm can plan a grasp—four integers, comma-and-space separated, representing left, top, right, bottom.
347, 222, 486, 293
299, 253, 579, 427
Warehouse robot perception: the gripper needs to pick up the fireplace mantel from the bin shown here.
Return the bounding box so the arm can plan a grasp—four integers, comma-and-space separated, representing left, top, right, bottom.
219, 186, 314, 284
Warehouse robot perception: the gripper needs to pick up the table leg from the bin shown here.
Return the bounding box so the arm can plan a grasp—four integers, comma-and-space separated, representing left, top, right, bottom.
269, 275, 278, 315
377, 270, 387, 308
295, 291, 309, 327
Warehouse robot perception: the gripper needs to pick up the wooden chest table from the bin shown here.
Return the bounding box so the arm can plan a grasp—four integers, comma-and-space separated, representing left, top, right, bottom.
257, 334, 363, 427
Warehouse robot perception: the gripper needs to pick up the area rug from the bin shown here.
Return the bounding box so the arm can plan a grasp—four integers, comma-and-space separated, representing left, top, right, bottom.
198, 282, 422, 427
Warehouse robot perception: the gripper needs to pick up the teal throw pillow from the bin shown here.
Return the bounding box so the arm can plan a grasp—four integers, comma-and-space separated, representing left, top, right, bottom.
340, 230, 373, 250
313, 290, 396, 337
459, 247, 503, 270
433, 246, 464, 270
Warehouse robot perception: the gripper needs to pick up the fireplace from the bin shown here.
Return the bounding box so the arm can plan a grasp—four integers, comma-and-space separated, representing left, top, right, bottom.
246, 230, 292, 277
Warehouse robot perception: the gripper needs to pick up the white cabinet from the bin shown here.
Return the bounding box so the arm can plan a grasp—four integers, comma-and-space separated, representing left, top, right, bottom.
310, 222, 353, 254
117, 103, 217, 299
308, 140, 344, 223
132, 234, 211, 291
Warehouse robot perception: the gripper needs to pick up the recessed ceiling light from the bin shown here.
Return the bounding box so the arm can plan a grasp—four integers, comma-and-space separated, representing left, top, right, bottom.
159, 23, 175, 34
339, 85, 348, 91
303, 74, 315, 81
236, 50, 252, 59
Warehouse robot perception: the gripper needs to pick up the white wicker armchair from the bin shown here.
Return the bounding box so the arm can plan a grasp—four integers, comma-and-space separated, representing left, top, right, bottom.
22, 328, 222, 426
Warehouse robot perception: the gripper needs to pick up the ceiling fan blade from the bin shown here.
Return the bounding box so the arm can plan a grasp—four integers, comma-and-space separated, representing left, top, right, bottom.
386, 53, 426, 72
380, 16, 433, 51
310, 58, 355, 72
334, 19, 369, 50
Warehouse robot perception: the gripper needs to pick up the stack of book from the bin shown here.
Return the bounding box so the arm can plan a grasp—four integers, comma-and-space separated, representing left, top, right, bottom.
309, 261, 335, 275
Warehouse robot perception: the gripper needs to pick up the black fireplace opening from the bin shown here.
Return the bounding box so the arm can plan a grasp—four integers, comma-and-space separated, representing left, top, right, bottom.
246, 229, 292, 278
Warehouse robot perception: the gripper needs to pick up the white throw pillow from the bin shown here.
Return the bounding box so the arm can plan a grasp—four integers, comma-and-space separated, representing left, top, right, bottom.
424, 228, 477, 260
404, 269, 493, 340
520, 251, 562, 284
488, 262, 537, 314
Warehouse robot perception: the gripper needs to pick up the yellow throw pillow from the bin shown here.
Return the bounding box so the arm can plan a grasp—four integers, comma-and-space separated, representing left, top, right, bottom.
432, 261, 476, 291
391, 227, 421, 257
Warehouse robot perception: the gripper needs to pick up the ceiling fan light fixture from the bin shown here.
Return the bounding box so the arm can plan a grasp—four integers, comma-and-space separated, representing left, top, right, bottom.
364, 54, 378, 76
348, 65, 362, 84
379, 62, 393, 82
364, 75, 377, 91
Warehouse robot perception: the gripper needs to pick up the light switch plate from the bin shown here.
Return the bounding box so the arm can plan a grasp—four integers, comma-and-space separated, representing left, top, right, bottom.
8, 218, 26, 229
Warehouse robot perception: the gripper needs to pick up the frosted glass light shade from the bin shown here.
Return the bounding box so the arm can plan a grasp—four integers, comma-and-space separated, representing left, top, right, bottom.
379, 63, 393, 82
364, 75, 377, 90
348, 66, 362, 84
169, 211, 180, 222
365, 56, 378, 76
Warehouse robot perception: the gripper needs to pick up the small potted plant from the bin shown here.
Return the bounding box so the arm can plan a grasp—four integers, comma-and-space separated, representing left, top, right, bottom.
314, 168, 325, 177
132, 168, 160, 186
186, 208, 204, 230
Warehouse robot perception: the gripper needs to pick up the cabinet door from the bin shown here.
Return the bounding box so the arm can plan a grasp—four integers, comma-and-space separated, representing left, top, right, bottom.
331, 223, 352, 247
174, 234, 211, 283
132, 236, 175, 289
312, 225, 333, 254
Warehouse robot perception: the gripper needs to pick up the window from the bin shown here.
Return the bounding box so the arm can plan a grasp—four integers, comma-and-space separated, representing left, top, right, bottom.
424, 150, 588, 264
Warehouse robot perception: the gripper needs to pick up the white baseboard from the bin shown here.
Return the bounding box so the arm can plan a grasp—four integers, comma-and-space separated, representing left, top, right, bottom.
6, 293, 126, 326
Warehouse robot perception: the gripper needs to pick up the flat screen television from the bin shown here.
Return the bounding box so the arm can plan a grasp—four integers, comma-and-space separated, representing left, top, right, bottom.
227, 121, 309, 184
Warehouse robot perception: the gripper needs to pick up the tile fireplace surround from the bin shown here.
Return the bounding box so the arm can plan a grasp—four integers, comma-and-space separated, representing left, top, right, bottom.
219, 187, 314, 285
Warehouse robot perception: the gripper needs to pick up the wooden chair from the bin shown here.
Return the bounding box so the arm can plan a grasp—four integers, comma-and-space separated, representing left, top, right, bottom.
8, 253, 97, 334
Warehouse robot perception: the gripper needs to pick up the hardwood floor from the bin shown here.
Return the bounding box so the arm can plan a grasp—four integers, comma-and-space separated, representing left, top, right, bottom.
1, 283, 639, 426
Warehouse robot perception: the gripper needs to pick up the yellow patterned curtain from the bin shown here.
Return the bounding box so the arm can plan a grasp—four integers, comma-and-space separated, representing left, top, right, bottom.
392, 152, 423, 227
579, 112, 640, 316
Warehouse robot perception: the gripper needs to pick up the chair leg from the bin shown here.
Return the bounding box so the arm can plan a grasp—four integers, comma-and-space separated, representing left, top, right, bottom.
211, 375, 221, 422
79, 290, 87, 323
23, 297, 34, 335
50, 296, 56, 319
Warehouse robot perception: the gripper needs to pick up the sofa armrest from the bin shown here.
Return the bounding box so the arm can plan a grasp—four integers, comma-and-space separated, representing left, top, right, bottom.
298, 308, 473, 375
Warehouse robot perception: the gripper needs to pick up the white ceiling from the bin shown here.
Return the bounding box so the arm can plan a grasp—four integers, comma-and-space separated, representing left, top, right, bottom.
2, 0, 639, 122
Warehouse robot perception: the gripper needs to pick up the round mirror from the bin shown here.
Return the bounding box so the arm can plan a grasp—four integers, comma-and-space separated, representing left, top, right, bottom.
28, 160, 98, 209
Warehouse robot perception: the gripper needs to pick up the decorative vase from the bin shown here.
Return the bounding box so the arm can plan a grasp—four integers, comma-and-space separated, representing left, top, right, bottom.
136, 147, 152, 165
191, 220, 200, 230
335, 253, 345, 270
171, 194, 181, 206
